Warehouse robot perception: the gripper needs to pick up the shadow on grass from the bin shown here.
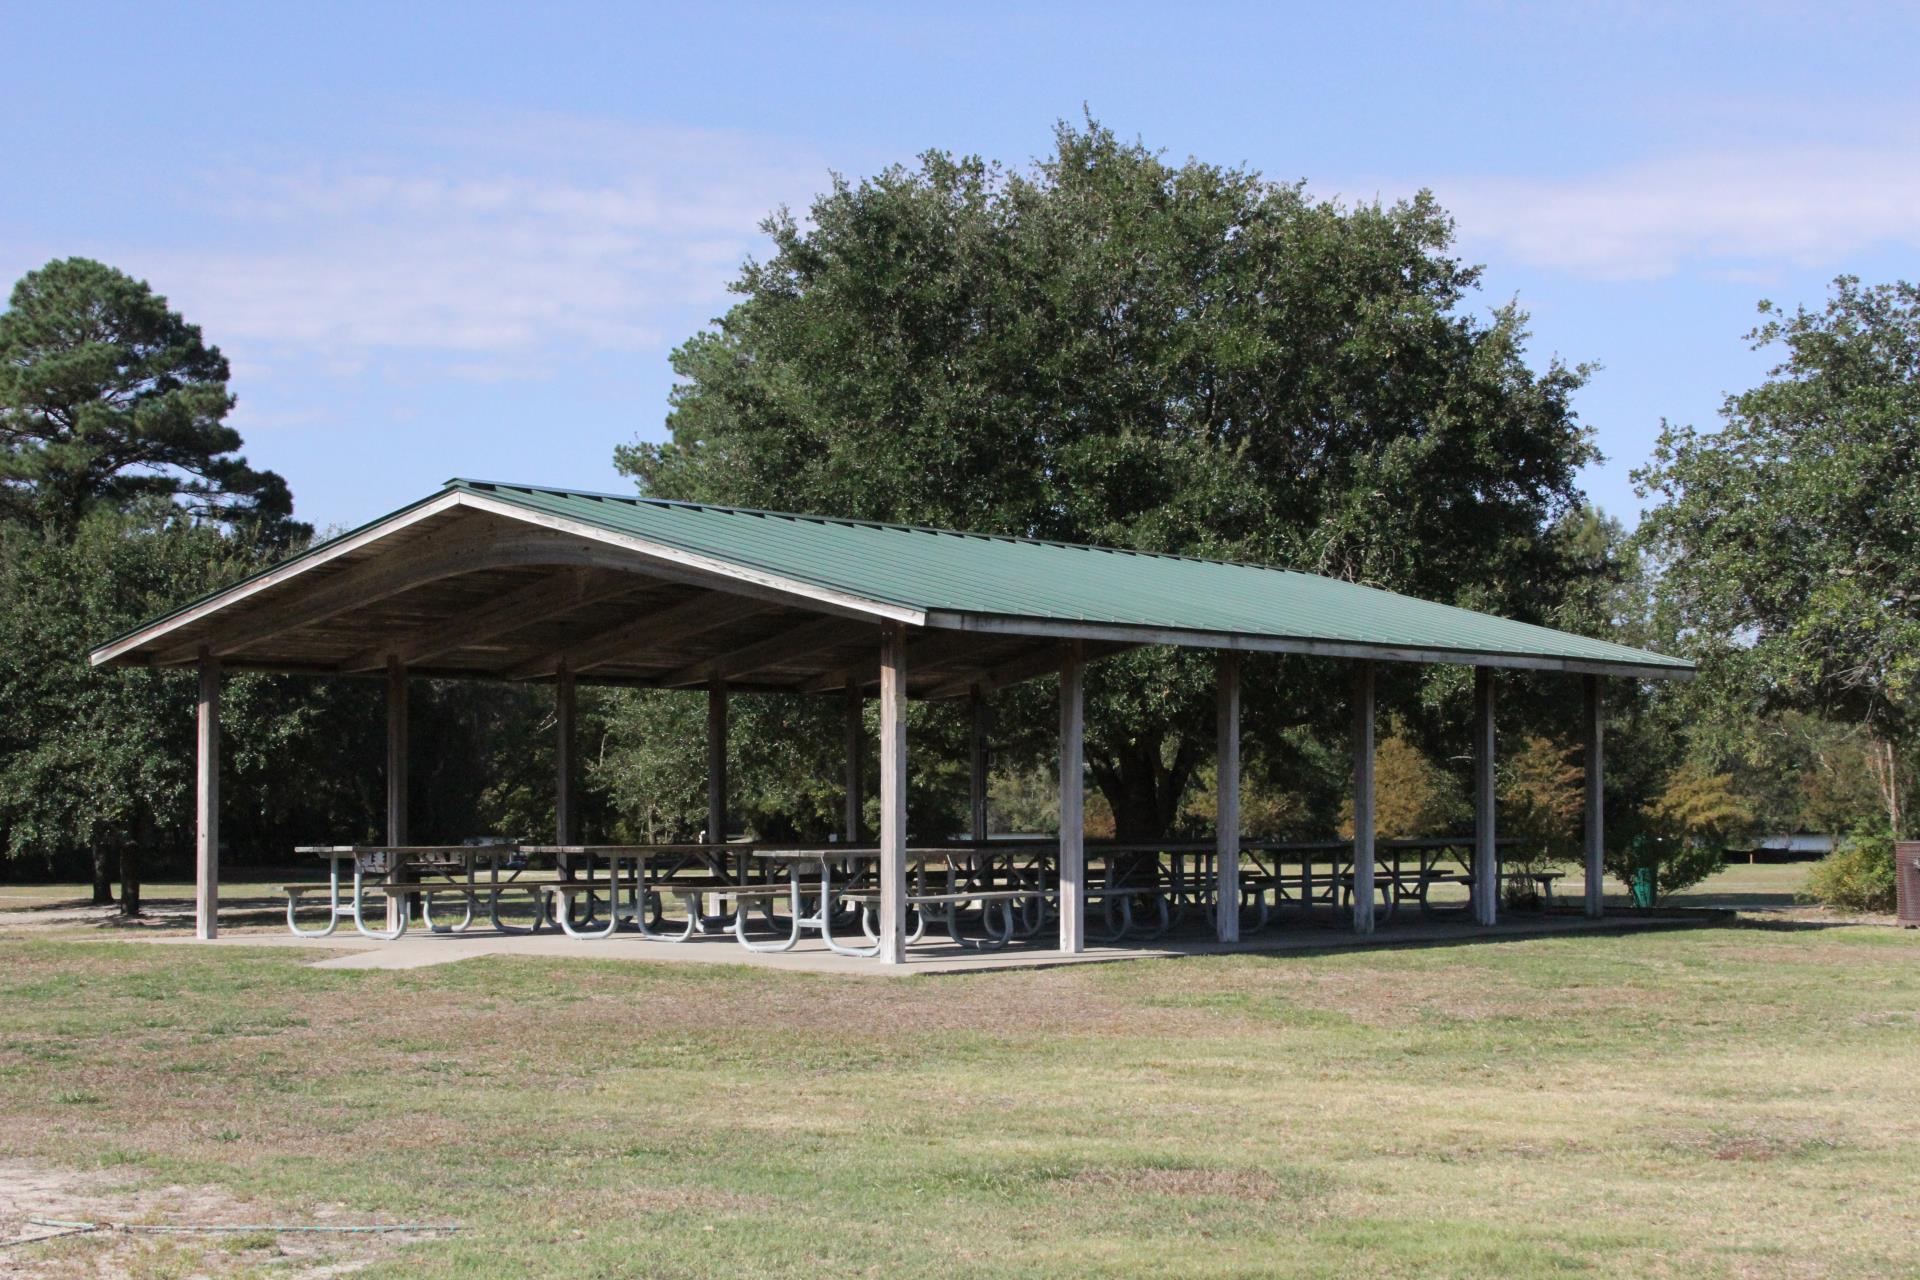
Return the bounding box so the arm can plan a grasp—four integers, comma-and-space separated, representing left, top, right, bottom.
1669, 892, 1803, 909
1073, 909, 1737, 967
0, 893, 290, 930
1726, 915, 1878, 934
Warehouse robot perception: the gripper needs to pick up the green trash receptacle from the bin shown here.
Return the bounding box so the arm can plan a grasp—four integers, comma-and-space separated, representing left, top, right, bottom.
1627, 834, 1657, 907
1632, 865, 1656, 908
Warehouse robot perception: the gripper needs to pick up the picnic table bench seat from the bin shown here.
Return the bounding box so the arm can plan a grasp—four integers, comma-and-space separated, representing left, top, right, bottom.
1048, 882, 1172, 941
288, 877, 561, 894
836, 887, 1036, 951
836, 888, 1036, 908
281, 874, 554, 941
714, 884, 800, 900
643, 875, 739, 891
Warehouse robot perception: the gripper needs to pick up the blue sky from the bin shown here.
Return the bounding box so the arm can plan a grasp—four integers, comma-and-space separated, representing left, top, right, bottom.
5, 2, 1917, 534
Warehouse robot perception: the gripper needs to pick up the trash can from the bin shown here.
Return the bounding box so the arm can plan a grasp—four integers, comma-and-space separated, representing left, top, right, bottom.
1898, 841, 1920, 928
1627, 834, 1657, 908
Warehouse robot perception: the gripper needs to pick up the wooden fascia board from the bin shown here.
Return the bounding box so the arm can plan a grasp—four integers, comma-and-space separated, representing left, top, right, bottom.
90, 491, 470, 667
919, 610, 1695, 681
451, 491, 925, 628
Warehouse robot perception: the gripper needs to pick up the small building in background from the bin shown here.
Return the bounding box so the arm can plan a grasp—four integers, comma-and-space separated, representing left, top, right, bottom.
1726, 833, 1835, 864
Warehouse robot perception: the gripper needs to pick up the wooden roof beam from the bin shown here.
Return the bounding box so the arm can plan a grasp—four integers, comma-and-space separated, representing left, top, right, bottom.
923, 639, 1140, 700
153, 525, 620, 665
791, 625, 1029, 694
650, 616, 874, 689
795, 627, 1004, 695
504, 590, 768, 681
337, 568, 643, 673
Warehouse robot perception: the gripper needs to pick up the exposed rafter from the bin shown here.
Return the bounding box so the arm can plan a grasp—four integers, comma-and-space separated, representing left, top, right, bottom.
650, 616, 871, 689
796, 627, 1003, 694
504, 591, 767, 681
338, 568, 641, 673
923, 639, 1139, 700
155, 526, 625, 665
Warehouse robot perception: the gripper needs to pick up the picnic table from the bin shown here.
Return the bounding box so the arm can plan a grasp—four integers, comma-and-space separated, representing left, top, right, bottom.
1060, 837, 1542, 937
287, 844, 553, 940
280, 835, 1564, 949
740, 847, 1042, 955
519, 844, 742, 941
1240, 836, 1544, 922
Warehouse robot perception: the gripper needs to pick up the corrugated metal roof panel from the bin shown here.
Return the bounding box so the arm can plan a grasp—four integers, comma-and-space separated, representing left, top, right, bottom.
451, 479, 1691, 674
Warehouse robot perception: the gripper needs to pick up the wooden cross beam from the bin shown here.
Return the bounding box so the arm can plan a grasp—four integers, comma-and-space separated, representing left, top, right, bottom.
795, 627, 1001, 695
923, 639, 1139, 700
650, 616, 871, 689
338, 568, 642, 673
504, 590, 767, 680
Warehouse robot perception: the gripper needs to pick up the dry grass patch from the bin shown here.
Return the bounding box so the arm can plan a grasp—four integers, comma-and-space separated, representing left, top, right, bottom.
0, 1158, 441, 1278
1067, 1163, 1292, 1200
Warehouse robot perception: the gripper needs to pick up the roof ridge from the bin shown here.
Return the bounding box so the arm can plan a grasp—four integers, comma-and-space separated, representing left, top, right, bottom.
447, 477, 1308, 575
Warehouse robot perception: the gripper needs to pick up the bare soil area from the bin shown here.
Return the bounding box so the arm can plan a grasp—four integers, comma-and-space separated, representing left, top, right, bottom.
0, 1160, 441, 1278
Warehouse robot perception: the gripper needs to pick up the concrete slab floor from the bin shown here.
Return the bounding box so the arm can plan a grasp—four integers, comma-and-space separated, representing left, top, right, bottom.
146, 910, 1726, 976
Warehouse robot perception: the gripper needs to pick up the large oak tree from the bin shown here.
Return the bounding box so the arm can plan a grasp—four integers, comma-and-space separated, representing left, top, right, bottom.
620, 122, 1600, 838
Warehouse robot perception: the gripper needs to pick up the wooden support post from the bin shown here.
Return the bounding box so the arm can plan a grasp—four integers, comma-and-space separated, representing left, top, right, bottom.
386, 656, 409, 931
1352, 660, 1377, 935
706, 678, 728, 845
195, 653, 221, 940
555, 665, 577, 845
1215, 652, 1242, 942
877, 624, 909, 965
1058, 642, 1086, 954
1584, 674, 1605, 918
1473, 667, 1498, 927
843, 680, 862, 842
968, 686, 989, 844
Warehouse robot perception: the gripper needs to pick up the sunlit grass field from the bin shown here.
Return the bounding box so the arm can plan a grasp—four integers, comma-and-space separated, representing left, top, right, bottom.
2, 862, 1916, 1278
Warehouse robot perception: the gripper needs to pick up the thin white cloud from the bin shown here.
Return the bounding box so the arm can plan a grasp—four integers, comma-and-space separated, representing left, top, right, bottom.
1387, 141, 1920, 281
130, 117, 829, 362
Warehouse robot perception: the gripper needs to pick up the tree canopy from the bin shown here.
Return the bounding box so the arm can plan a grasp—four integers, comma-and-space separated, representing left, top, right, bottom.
0, 257, 298, 538
1636, 276, 1920, 834
619, 120, 1602, 837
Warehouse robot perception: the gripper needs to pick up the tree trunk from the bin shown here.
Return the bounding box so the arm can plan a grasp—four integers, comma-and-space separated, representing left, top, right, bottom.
1091, 735, 1200, 884
119, 811, 146, 918
90, 846, 114, 906
1866, 735, 1903, 838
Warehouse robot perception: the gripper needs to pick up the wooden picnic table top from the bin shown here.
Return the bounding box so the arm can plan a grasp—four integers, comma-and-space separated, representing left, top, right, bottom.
297, 845, 511, 857
838, 887, 1037, 904
518, 843, 739, 855
747, 846, 977, 861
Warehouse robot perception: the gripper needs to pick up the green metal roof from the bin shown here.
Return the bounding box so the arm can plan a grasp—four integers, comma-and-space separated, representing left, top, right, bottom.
89, 477, 1691, 678
444, 480, 1690, 677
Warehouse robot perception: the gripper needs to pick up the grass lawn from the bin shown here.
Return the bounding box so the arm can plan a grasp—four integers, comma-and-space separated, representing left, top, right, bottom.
2, 889, 1917, 1278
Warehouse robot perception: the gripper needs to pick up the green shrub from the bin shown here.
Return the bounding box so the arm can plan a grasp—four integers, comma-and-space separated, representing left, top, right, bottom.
1656, 838, 1726, 903
1607, 833, 1724, 905
1803, 826, 1897, 913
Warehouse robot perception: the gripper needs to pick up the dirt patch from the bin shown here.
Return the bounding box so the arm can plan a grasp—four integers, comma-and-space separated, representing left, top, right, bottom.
0, 1159, 444, 1277
1667, 1122, 1849, 1165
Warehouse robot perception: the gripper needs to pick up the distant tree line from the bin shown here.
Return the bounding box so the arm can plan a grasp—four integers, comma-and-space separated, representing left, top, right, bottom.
0, 259, 581, 911
1, 122, 1910, 912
